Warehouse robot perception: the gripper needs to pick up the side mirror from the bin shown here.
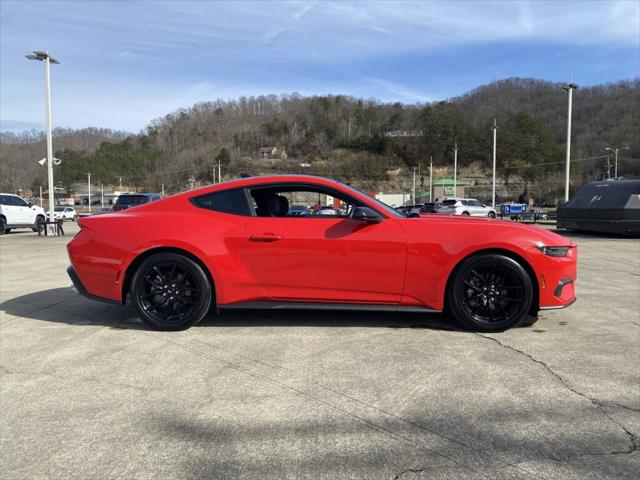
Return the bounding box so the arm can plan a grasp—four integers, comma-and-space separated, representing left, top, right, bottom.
28, 202, 33, 208
351, 206, 381, 224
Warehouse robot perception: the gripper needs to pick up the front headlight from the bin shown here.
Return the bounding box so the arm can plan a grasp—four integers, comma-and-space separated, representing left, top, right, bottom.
538, 246, 570, 257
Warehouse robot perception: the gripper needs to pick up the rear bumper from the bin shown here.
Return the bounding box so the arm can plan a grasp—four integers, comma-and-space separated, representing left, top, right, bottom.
67, 266, 120, 304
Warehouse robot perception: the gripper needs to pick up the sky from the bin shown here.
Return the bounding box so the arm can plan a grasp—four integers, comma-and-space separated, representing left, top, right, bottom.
1, 0, 638, 133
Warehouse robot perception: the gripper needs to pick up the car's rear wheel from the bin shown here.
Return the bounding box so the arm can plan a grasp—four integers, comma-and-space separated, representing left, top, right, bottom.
130, 253, 212, 330
488, 211, 496, 218
0, 217, 6, 235
447, 254, 533, 332
461, 211, 470, 216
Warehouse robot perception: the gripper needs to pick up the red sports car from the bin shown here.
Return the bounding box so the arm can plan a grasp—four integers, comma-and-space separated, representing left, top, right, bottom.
67, 175, 577, 331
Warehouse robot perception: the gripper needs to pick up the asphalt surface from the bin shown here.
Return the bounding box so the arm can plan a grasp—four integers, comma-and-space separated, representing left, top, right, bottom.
1, 222, 638, 479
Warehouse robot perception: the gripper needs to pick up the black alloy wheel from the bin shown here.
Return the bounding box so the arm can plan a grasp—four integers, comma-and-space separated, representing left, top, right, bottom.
461, 211, 470, 216
488, 211, 496, 218
447, 254, 533, 331
130, 253, 212, 330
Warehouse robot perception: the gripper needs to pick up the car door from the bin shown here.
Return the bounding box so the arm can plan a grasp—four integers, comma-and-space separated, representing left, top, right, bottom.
243, 185, 407, 304
467, 200, 482, 216
12, 196, 33, 224
0, 195, 20, 225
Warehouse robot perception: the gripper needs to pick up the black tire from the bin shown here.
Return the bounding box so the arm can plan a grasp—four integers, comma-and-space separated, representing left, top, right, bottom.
446, 254, 533, 332
32, 215, 45, 232
0, 217, 6, 235
130, 253, 212, 330
488, 211, 496, 218
461, 211, 470, 216
73, 215, 78, 222
4, 228, 11, 234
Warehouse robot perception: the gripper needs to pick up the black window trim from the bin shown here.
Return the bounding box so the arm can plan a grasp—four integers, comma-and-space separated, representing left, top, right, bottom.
189, 181, 389, 219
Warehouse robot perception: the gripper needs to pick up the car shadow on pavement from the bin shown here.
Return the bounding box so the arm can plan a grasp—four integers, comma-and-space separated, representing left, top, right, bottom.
0, 288, 463, 332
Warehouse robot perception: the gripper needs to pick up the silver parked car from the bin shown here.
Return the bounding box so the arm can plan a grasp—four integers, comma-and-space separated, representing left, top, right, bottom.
438, 199, 497, 218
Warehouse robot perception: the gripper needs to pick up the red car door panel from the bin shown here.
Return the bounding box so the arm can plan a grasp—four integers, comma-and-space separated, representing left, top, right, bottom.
243, 217, 407, 303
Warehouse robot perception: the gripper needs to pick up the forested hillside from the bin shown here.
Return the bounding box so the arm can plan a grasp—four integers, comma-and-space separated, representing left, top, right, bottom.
1, 78, 637, 202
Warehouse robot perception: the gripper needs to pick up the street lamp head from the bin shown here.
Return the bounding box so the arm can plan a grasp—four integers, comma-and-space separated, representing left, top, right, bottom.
25, 51, 60, 64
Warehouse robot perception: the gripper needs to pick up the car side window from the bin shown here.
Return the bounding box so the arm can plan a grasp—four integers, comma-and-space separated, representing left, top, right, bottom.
14, 196, 28, 207
0, 195, 9, 205
191, 188, 252, 216
249, 185, 361, 218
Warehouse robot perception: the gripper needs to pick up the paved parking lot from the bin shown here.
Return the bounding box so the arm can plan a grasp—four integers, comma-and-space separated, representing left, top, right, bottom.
1, 223, 638, 479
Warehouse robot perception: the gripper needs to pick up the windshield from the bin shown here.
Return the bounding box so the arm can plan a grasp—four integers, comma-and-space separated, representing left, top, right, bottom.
442, 200, 458, 205
116, 195, 149, 206
54, 207, 65, 212
337, 182, 404, 218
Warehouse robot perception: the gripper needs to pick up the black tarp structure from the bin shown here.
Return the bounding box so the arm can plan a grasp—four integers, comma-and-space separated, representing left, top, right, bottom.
557, 180, 640, 235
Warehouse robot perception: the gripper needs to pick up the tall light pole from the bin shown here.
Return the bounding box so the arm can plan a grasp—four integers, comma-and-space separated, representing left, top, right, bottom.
26, 51, 59, 233
561, 82, 578, 202
605, 146, 629, 179
453, 142, 458, 198
429, 156, 433, 202
87, 172, 91, 212
491, 119, 498, 207
412, 166, 417, 204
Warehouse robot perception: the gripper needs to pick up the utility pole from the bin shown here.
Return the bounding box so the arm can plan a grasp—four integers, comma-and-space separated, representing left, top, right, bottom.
562, 81, 578, 202
161, 184, 165, 196
412, 167, 417, 204
87, 172, 91, 212
492, 119, 498, 207
100, 183, 104, 209
119, 177, 123, 191
605, 146, 629, 179
218, 159, 222, 183
39, 186, 43, 207
26, 51, 59, 234
429, 156, 433, 202
453, 142, 458, 198
212, 164, 216, 184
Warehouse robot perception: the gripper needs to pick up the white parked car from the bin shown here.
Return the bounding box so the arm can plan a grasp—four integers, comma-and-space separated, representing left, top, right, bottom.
53, 206, 78, 222
438, 199, 497, 218
0, 193, 46, 234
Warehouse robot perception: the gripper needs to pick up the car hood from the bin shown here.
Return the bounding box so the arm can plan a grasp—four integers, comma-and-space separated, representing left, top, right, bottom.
411, 215, 573, 246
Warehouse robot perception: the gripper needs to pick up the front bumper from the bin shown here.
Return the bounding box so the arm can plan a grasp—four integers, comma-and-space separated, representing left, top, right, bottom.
534, 245, 578, 310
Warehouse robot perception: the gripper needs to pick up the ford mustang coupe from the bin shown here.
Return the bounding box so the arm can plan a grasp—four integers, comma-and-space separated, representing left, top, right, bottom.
67, 175, 577, 331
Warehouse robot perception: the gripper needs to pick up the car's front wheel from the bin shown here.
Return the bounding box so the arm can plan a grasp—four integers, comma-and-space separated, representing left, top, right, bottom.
447, 254, 533, 332
130, 253, 213, 330
488, 211, 496, 218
